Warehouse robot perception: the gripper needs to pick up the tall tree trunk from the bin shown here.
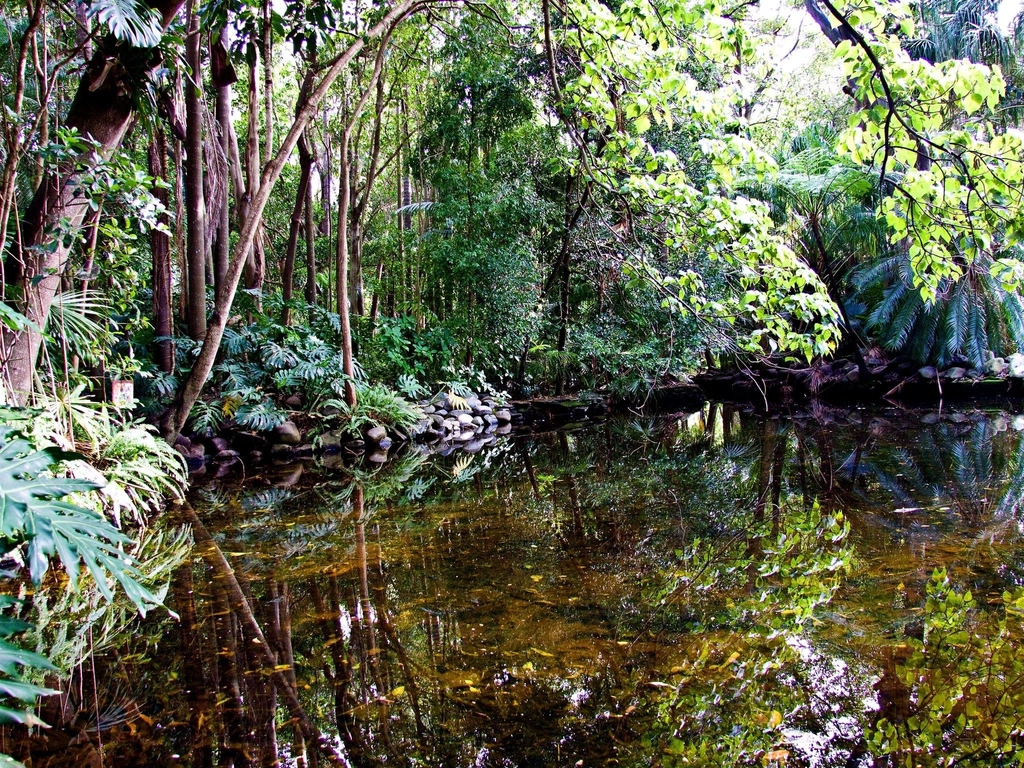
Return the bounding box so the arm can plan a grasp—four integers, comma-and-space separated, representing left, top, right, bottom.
163, 1, 417, 441
336, 128, 358, 407
211, 31, 237, 296
148, 129, 174, 374
243, 60, 265, 303
282, 132, 313, 326
304, 156, 317, 307
262, 0, 274, 159
184, 0, 208, 340
1, 0, 185, 403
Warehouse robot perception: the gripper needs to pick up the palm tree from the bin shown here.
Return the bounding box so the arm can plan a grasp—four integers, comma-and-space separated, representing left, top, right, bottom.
906, 0, 1024, 123
852, 246, 1024, 368
742, 126, 887, 370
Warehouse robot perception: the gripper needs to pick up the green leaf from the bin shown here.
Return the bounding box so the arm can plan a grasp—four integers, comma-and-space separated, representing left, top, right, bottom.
87, 0, 163, 47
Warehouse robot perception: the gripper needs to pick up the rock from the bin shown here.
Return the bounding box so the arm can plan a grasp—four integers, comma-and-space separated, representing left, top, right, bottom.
463, 439, 486, 453
321, 453, 346, 469
430, 414, 445, 427
456, 430, 475, 442
213, 449, 241, 463
993, 415, 1009, 432
471, 416, 484, 427
985, 352, 1007, 376
283, 393, 303, 408
450, 409, 471, 417
319, 430, 344, 450
496, 424, 512, 435
465, 395, 482, 409
434, 408, 449, 417
473, 405, 493, 415
377, 437, 393, 450
966, 368, 983, 380
918, 366, 938, 380
457, 413, 474, 425
419, 429, 442, 442
174, 434, 192, 450
294, 443, 315, 459
274, 420, 302, 445
342, 439, 365, 455
250, 450, 263, 462
234, 431, 270, 453
211, 461, 236, 478
1009, 353, 1024, 378
367, 450, 389, 464
920, 412, 941, 424
1014, 415, 1024, 431
365, 425, 388, 444
946, 412, 969, 424
422, 405, 436, 414
207, 436, 230, 453
185, 455, 206, 472
271, 444, 294, 459
495, 409, 512, 423
273, 464, 304, 487
942, 367, 967, 380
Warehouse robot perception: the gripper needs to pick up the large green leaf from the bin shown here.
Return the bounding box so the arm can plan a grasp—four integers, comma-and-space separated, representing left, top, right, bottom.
87, 0, 163, 48
0, 426, 159, 609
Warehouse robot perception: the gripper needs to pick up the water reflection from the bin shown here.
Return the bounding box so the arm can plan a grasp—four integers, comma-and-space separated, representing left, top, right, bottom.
14, 404, 1024, 767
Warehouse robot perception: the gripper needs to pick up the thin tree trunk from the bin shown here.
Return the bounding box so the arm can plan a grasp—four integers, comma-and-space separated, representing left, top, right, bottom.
283, 132, 313, 326
304, 161, 317, 307
184, 0, 208, 340
243, 60, 265, 303
149, 129, 174, 374
336, 127, 358, 407
163, 1, 419, 441
262, 0, 274, 159
211, 31, 237, 296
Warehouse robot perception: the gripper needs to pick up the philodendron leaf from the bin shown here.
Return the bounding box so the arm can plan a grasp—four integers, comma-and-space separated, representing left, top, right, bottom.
0, 426, 159, 612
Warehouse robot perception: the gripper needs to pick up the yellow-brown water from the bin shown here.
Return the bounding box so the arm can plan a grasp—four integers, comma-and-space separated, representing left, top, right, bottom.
21, 404, 1024, 767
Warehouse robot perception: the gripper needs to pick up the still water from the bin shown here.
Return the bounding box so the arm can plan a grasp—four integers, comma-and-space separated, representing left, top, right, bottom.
29, 403, 1024, 767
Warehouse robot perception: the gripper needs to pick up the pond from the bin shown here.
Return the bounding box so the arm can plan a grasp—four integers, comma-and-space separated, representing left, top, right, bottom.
18, 402, 1024, 767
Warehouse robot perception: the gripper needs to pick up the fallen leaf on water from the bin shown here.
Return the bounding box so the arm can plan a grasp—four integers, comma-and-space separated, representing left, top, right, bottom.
531, 575, 542, 582
531, 647, 554, 657
391, 686, 406, 697
768, 710, 783, 728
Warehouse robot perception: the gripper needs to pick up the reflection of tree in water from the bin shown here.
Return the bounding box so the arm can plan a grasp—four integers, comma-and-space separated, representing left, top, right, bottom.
39, 406, 1024, 767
